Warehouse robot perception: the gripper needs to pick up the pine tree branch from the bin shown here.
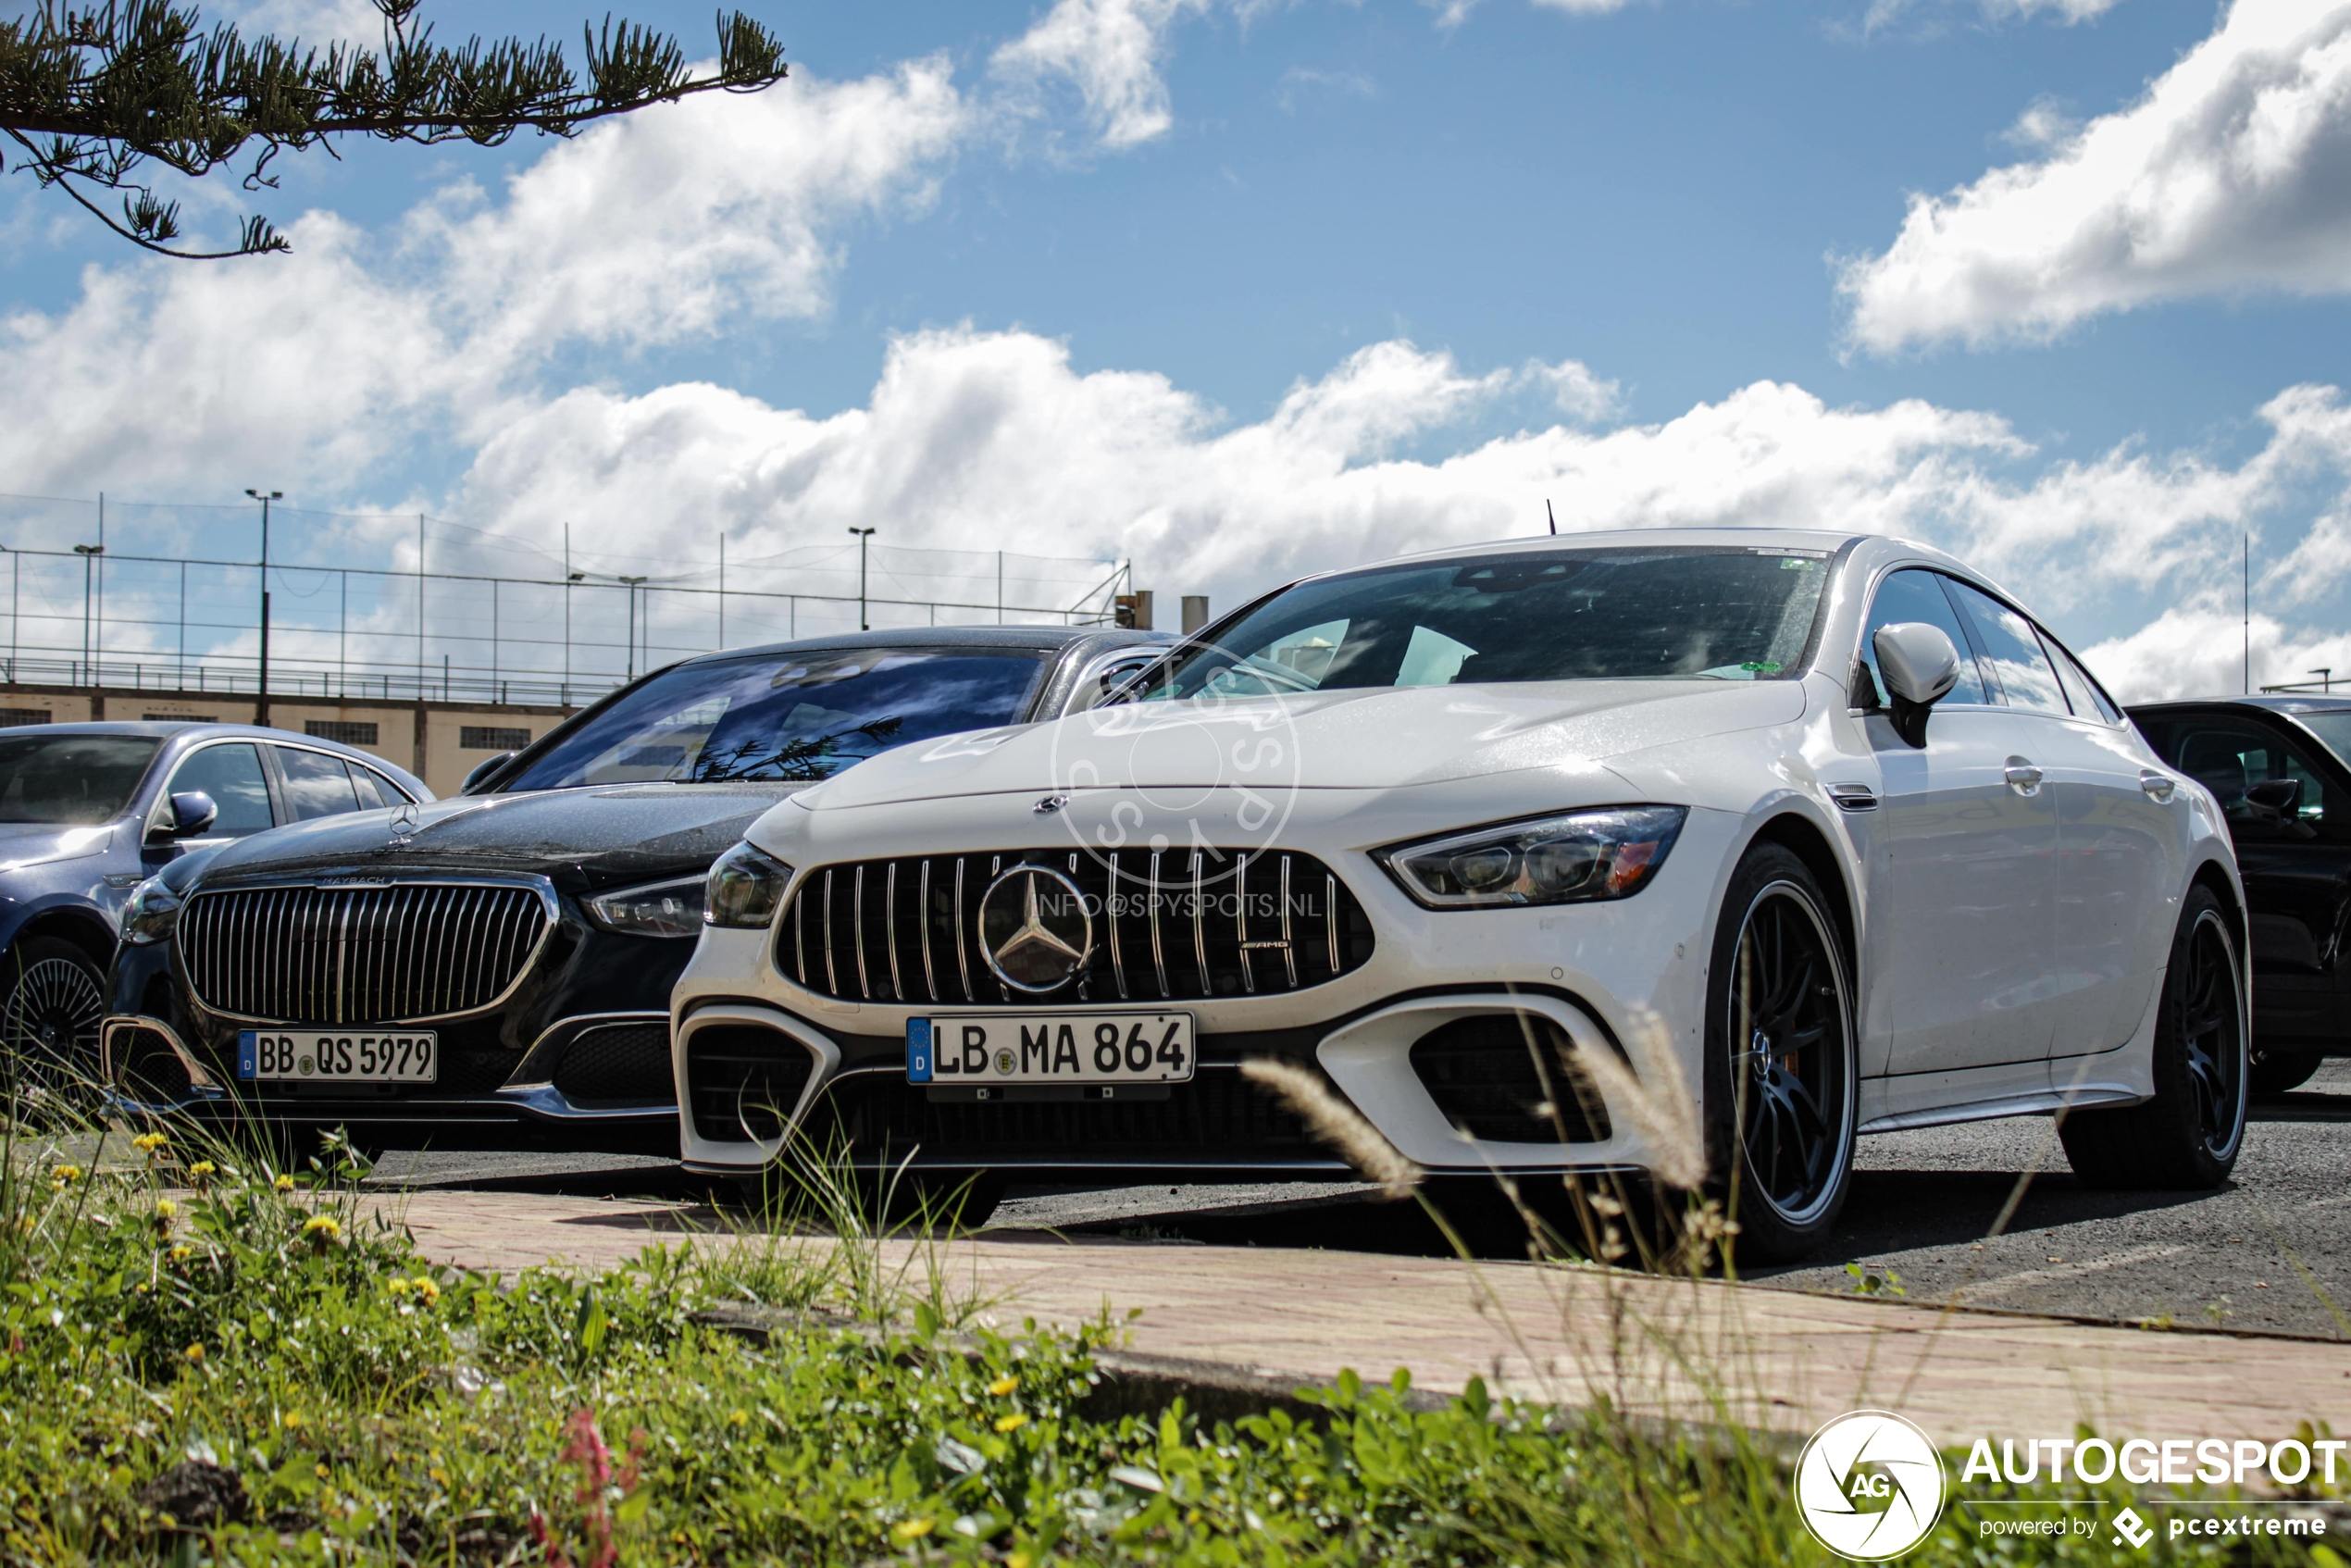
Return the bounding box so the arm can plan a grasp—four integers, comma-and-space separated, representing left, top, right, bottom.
0, 0, 789, 256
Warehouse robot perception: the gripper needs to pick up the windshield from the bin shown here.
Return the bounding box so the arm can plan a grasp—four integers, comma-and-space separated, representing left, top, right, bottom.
1144, 545, 1834, 700
2292, 712, 2351, 771
502, 648, 1051, 790
0, 733, 161, 825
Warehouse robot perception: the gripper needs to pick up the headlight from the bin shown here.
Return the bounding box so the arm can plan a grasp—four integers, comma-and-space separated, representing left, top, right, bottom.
704, 840, 793, 929
585, 876, 707, 939
121, 877, 184, 944
1374, 805, 1687, 909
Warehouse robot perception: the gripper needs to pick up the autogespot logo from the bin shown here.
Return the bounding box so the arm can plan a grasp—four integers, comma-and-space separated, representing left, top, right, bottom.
1795, 1411, 1947, 1562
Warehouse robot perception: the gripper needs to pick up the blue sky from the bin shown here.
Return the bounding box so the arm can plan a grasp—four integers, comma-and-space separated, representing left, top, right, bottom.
6, 0, 2351, 697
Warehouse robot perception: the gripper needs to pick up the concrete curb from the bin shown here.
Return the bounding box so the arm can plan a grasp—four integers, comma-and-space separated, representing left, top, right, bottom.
690, 1302, 1454, 1425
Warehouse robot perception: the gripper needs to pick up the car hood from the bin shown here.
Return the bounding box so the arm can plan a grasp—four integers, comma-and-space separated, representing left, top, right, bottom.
192, 783, 802, 891
0, 819, 120, 873
796, 679, 1809, 810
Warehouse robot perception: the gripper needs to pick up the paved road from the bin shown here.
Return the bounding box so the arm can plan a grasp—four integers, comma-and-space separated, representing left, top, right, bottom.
365, 1058, 2351, 1338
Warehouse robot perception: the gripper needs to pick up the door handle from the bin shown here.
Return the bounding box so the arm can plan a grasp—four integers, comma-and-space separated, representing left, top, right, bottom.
2139, 769, 2177, 803
2004, 757, 2044, 795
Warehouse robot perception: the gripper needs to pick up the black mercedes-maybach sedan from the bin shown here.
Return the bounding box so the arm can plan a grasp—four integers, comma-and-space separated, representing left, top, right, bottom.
103, 626, 1169, 1155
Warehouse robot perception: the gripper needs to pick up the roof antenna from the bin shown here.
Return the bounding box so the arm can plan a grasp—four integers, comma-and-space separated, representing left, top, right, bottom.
1547, 499, 1558, 536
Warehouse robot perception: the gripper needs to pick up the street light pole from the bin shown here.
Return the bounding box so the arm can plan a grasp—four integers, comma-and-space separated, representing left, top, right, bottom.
73, 543, 102, 689
848, 527, 876, 630
618, 575, 648, 680
247, 488, 282, 725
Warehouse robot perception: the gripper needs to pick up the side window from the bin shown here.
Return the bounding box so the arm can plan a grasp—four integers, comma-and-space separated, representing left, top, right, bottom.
274, 746, 361, 821
2168, 722, 2332, 840
1855, 568, 1989, 708
167, 743, 275, 837
356, 765, 412, 807
2040, 630, 2123, 724
1944, 579, 2068, 716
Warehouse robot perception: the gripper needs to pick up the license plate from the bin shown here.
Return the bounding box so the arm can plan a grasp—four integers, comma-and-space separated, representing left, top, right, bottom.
908, 1014, 1194, 1085
236, 1030, 438, 1084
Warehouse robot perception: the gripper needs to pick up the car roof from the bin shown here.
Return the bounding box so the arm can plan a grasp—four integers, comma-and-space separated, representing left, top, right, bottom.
6, 720, 272, 740
2127, 694, 2351, 717
1372, 527, 1868, 570
673, 624, 1167, 666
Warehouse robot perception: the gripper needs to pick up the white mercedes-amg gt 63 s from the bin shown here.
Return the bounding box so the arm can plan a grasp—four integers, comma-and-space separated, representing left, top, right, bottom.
671, 529, 2247, 1260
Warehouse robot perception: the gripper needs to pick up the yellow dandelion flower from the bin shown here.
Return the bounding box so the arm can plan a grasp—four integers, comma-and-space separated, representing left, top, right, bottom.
154, 1200, 178, 1220
728, 1409, 749, 1426
274, 1173, 297, 1192
314, 1462, 330, 1481
387, 1277, 410, 1296
168, 1244, 193, 1263
182, 1343, 205, 1364
1008, 1554, 1033, 1568
50, 1164, 81, 1187
410, 1276, 440, 1303
891, 1518, 936, 1541
987, 1374, 1018, 1397
280, 1411, 305, 1430
993, 1412, 1028, 1434
131, 1132, 168, 1153
187, 1161, 216, 1179
301, 1214, 342, 1242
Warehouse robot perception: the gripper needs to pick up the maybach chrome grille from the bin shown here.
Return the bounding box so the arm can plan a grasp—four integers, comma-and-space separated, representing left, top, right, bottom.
179, 883, 549, 1024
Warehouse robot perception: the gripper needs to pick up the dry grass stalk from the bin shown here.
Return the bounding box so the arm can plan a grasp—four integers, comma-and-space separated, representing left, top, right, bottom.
1240, 1058, 1422, 1200
1556, 1005, 1707, 1192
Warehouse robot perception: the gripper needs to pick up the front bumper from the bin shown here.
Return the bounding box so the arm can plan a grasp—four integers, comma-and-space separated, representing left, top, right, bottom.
673, 790, 1736, 1181
104, 908, 696, 1153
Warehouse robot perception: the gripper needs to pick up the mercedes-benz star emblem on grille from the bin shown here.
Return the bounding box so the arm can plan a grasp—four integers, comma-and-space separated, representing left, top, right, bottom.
977, 865, 1092, 993
389, 803, 420, 846
1033, 793, 1069, 814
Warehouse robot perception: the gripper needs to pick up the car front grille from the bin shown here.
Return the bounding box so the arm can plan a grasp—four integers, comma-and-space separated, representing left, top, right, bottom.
687, 1025, 815, 1144
776, 849, 1375, 1006
180, 883, 550, 1025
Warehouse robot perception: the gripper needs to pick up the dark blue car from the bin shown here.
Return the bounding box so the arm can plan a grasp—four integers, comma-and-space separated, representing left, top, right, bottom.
0, 722, 429, 1093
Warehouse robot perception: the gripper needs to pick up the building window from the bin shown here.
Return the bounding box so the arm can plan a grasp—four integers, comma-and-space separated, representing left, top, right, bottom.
144, 713, 217, 723
305, 720, 379, 747
0, 709, 49, 728
461, 726, 532, 751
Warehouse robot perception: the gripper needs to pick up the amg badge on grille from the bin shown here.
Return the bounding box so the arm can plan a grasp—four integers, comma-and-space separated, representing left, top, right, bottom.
978, 865, 1093, 993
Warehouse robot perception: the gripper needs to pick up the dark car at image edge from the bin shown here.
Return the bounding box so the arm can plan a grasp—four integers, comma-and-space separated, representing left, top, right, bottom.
2129, 692, 2351, 1093
102, 626, 1170, 1155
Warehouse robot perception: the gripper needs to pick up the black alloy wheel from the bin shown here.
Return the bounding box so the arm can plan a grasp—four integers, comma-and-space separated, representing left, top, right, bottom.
1704, 842, 1858, 1263
0, 936, 108, 1105
2061, 885, 2248, 1189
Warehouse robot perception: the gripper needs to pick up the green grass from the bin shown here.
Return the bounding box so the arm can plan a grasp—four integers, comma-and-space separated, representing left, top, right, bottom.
0, 1127, 2341, 1564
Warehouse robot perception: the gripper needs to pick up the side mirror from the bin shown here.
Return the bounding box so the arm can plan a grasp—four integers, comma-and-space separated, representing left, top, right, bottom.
148, 790, 218, 844
460, 753, 514, 795
1872, 623, 1962, 750
2245, 777, 2304, 822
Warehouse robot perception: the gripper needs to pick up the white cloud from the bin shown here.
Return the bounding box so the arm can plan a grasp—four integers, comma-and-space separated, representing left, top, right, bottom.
0, 60, 969, 499
2079, 606, 2351, 701
1275, 67, 1377, 112
990, 0, 1213, 148
1841, 0, 2351, 353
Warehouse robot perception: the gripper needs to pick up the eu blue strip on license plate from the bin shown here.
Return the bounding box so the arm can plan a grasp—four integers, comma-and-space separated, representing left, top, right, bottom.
907, 1018, 934, 1083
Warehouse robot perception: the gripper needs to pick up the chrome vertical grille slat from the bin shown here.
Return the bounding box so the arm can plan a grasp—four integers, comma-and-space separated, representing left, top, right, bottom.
179, 881, 549, 1023
917, 861, 938, 1004
776, 849, 1371, 1006
1106, 851, 1128, 1001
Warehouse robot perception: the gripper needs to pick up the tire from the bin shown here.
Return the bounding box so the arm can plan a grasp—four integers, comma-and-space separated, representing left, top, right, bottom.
0, 935, 109, 1110
1702, 842, 1859, 1264
2060, 886, 2248, 1189
2249, 1047, 2323, 1098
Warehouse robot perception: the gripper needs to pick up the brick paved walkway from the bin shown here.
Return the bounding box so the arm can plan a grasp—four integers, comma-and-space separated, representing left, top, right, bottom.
371, 1189, 2351, 1446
